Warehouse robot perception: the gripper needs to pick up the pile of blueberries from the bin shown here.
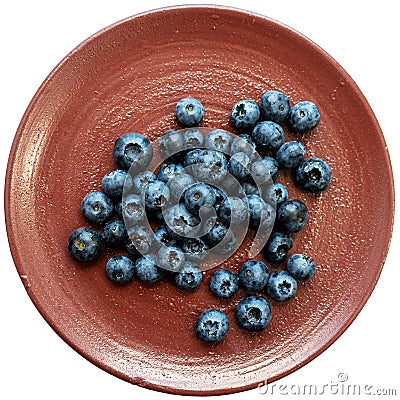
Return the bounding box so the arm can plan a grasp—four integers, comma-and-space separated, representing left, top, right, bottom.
68, 91, 332, 343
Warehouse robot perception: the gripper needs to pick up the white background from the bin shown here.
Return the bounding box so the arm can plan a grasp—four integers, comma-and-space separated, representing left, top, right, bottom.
1, 1, 399, 399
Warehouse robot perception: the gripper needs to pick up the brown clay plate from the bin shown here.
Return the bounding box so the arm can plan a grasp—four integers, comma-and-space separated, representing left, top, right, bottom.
5, 5, 394, 396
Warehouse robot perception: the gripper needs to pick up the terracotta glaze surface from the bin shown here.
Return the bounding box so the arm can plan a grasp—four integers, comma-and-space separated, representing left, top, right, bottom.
5, 5, 394, 395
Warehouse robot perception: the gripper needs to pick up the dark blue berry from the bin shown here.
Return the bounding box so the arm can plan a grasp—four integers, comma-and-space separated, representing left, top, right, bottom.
230, 99, 260, 131
175, 97, 204, 127
131, 171, 157, 195
295, 157, 332, 192
157, 163, 184, 183
113, 132, 153, 172
189, 149, 228, 184
173, 262, 203, 290
101, 220, 127, 247
230, 133, 256, 157
156, 245, 185, 272
203, 221, 228, 247
135, 254, 164, 282
264, 183, 288, 209
236, 295, 272, 331
218, 196, 248, 226
276, 199, 308, 233
101, 169, 127, 199
183, 128, 204, 149
164, 203, 201, 238
264, 232, 294, 264
266, 270, 297, 301
246, 194, 276, 230
180, 237, 209, 262
205, 129, 232, 154
238, 260, 269, 291
183, 182, 216, 214
276, 141, 306, 169
143, 180, 170, 211
154, 225, 178, 247
288, 101, 320, 133
68, 227, 102, 262
127, 225, 154, 255
251, 121, 285, 151
120, 194, 146, 227
228, 152, 251, 180
167, 173, 196, 201
81, 191, 114, 224
241, 181, 260, 196
209, 269, 239, 298
195, 308, 229, 343
286, 254, 316, 280
106, 255, 135, 283
259, 90, 290, 123
125, 237, 140, 258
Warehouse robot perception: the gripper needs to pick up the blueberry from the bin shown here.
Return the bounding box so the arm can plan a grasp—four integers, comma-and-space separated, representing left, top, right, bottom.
205, 129, 232, 154
288, 101, 320, 133
183, 128, 204, 149
81, 191, 114, 224
183, 182, 216, 214
251, 121, 285, 151
264, 183, 288, 209
101, 220, 127, 247
164, 203, 201, 238
212, 229, 238, 256
295, 157, 332, 192
157, 163, 184, 183
236, 295, 272, 331
246, 194, 276, 230
251, 156, 279, 184
241, 181, 260, 196
266, 270, 297, 301
180, 237, 209, 262
173, 262, 203, 290
230, 133, 256, 157
68, 227, 102, 261
218, 196, 248, 226
167, 173, 196, 201
286, 253, 316, 280
264, 232, 294, 264
158, 129, 184, 159
209, 269, 239, 298
276, 199, 308, 233
131, 171, 157, 195
259, 90, 290, 123
238, 260, 269, 291
188, 149, 228, 184
113, 132, 153, 172
230, 99, 260, 131
154, 224, 178, 247
195, 308, 229, 343
276, 141, 306, 169
135, 254, 164, 282
228, 152, 251, 180
101, 170, 127, 199
156, 245, 185, 272
106, 255, 135, 283
175, 97, 204, 127
127, 225, 154, 255
182, 148, 204, 167
120, 194, 146, 227
143, 180, 170, 211
203, 221, 228, 247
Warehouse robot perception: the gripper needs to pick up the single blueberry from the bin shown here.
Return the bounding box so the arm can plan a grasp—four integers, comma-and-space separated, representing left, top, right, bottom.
238, 260, 269, 292
218, 196, 249, 226
183, 128, 204, 149
266, 270, 297, 301
101, 220, 128, 247
135, 254, 164, 282
189, 149, 228, 184
228, 152, 251, 181
276, 141, 306, 169
175, 97, 204, 127
236, 295, 272, 331
246, 194, 276, 230
156, 245, 185, 272
203, 221, 228, 247
173, 262, 203, 290
164, 203, 201, 238
205, 129, 232, 154
120, 194, 146, 227
101, 169, 127, 199
276, 199, 308, 234
68, 227, 102, 262
81, 191, 114, 224
250, 156, 279, 185
230, 133, 256, 157
157, 163, 184, 183
113, 132, 153, 172
183, 182, 216, 214
259, 90, 290, 123
251, 121, 285, 151
286, 253, 316, 280
142, 180, 170, 211
209, 269, 239, 298
295, 157, 332, 192
288, 101, 320, 133
180, 237, 209, 262
127, 225, 154, 255
264, 183, 288, 209
106, 255, 135, 283
230, 99, 260, 131
130, 171, 157, 195
154, 224, 178, 247
264, 232, 294, 264
195, 308, 229, 343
